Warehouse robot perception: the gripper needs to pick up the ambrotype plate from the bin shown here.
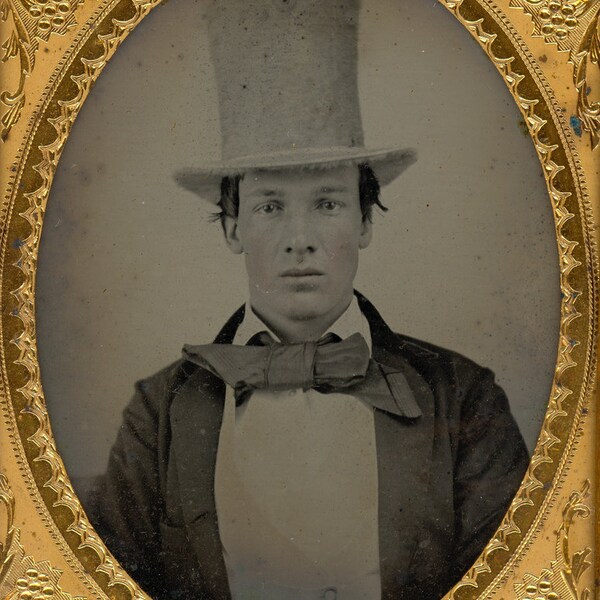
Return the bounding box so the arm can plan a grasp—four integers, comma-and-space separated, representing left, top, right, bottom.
0, 0, 598, 599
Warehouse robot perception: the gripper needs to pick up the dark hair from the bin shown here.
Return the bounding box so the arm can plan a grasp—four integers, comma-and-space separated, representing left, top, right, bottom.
213, 163, 387, 226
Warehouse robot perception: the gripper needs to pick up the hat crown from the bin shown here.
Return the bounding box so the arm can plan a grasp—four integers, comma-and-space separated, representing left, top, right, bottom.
205, 0, 363, 161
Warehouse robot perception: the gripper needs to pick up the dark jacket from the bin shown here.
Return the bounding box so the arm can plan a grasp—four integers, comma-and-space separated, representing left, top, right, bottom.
87, 293, 529, 600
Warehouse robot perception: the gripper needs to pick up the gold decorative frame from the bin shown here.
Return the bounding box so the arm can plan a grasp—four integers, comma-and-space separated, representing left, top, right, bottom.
0, 1, 598, 599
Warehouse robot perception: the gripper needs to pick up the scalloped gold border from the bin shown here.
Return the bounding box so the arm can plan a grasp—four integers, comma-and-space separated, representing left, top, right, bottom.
442, 1, 597, 598
514, 480, 593, 600
0, 0, 597, 599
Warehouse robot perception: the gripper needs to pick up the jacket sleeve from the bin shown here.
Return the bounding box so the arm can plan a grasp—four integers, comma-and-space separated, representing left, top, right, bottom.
449, 363, 530, 583
85, 376, 165, 596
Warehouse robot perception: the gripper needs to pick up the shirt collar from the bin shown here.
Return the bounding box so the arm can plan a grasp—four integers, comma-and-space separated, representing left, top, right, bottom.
233, 295, 373, 355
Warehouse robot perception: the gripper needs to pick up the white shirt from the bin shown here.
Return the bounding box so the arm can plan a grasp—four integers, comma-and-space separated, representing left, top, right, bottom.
214, 297, 381, 600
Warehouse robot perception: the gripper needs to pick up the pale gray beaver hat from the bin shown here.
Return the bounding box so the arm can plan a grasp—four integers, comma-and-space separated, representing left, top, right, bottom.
175, 0, 417, 203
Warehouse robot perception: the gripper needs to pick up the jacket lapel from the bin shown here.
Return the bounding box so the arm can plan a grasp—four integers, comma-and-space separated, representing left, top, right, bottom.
169, 367, 230, 599
169, 306, 245, 600
358, 293, 436, 597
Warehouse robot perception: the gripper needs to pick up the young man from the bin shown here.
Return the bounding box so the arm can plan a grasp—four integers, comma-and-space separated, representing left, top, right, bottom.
88, 2, 529, 599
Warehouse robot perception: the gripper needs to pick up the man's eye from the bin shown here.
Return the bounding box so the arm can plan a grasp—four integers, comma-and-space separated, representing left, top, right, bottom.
318, 199, 342, 212
255, 202, 280, 214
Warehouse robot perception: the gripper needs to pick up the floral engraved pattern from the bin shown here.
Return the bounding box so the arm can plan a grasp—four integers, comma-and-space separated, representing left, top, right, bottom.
0, 474, 84, 600
0, 0, 83, 140
536, 0, 593, 41
0, 472, 17, 586
510, 0, 598, 48
19, 0, 74, 34
9, 567, 65, 600
509, 0, 600, 148
572, 6, 600, 149
519, 571, 560, 600
514, 481, 592, 600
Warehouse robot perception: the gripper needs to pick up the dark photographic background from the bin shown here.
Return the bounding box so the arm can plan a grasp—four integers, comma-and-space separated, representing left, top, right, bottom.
36, 0, 559, 477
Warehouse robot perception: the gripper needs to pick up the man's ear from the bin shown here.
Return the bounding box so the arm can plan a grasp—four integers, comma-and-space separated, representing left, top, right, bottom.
358, 216, 373, 249
222, 215, 244, 254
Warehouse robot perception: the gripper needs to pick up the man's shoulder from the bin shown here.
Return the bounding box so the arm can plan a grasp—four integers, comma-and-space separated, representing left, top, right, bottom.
381, 329, 501, 399
134, 304, 247, 401
132, 356, 202, 410
140, 356, 192, 382
356, 291, 494, 381
389, 330, 487, 372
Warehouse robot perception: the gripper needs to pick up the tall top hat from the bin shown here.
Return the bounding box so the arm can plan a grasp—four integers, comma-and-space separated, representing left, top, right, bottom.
175, 0, 416, 203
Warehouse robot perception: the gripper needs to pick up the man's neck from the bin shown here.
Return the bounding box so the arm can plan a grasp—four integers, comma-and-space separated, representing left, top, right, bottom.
248, 296, 354, 344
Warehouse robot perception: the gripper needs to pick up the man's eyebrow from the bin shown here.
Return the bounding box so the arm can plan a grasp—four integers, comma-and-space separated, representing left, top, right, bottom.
247, 188, 284, 197
315, 185, 349, 194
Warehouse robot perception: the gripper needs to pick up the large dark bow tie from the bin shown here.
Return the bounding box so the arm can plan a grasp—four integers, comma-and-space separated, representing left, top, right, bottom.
183, 332, 422, 418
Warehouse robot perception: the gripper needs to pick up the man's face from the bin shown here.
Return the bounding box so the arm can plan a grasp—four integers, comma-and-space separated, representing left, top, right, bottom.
223, 165, 373, 333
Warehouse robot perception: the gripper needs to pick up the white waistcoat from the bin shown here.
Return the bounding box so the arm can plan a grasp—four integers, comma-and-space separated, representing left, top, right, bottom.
214, 298, 381, 600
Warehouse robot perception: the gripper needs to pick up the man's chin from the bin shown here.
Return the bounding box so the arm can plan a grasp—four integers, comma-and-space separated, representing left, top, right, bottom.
250, 286, 353, 326
277, 292, 338, 322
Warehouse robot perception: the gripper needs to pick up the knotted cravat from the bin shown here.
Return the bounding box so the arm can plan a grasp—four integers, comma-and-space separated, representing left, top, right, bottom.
183, 332, 423, 418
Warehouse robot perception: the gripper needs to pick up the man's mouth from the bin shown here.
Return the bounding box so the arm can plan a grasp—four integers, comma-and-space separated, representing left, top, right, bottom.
280, 268, 324, 278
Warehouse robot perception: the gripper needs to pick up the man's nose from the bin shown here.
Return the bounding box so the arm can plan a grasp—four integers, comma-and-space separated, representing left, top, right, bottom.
283, 214, 317, 255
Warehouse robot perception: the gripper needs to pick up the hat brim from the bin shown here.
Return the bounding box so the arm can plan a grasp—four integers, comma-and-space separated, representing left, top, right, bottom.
174, 147, 417, 203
